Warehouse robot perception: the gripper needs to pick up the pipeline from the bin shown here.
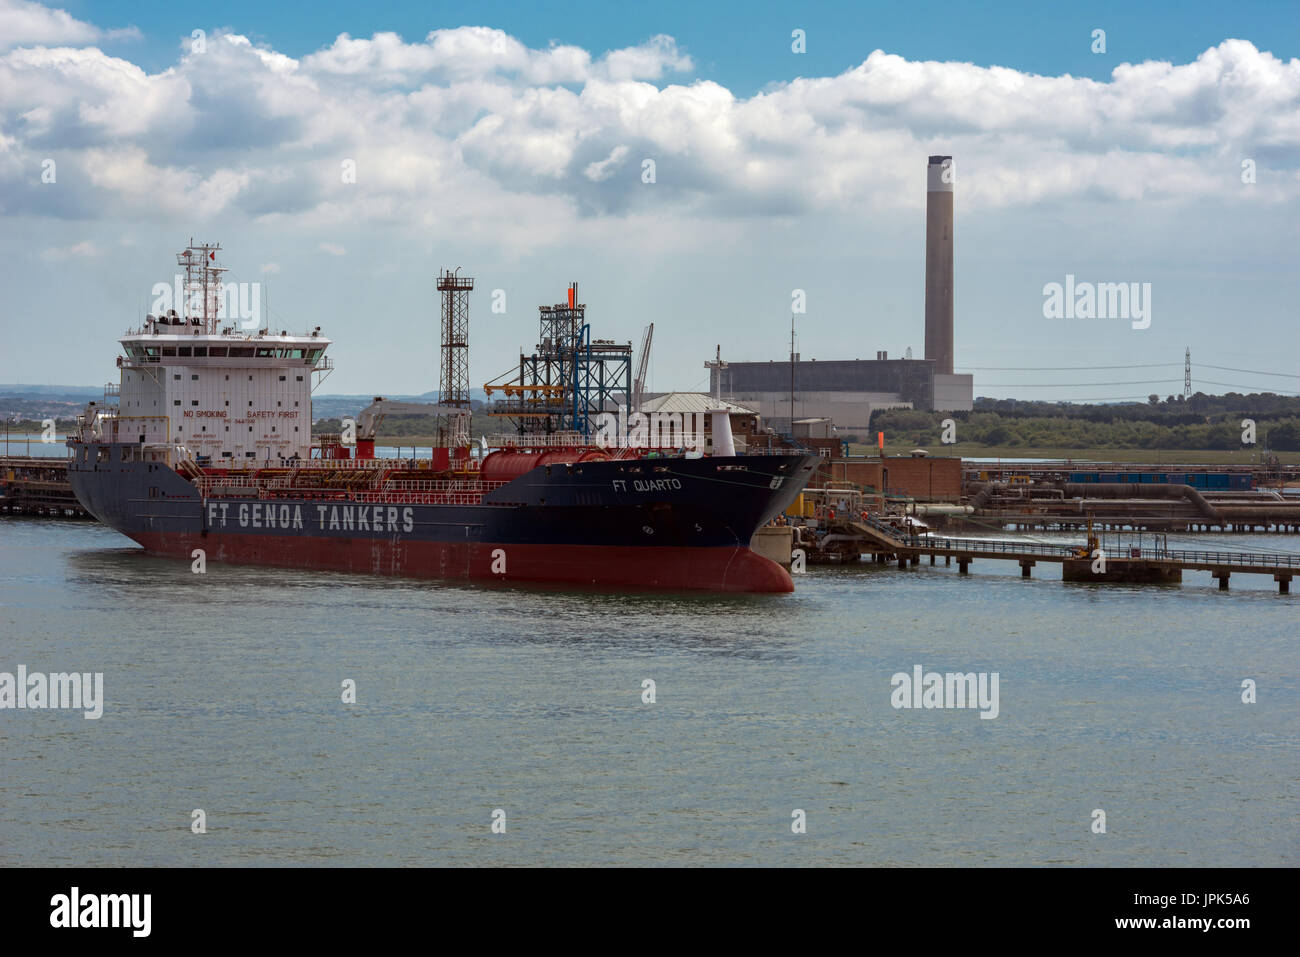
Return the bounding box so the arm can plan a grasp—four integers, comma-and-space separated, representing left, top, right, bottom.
1062, 482, 1221, 522
966, 481, 998, 510
914, 503, 974, 516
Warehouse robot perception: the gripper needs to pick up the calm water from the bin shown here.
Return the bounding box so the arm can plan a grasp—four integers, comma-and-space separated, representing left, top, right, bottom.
0, 517, 1295, 866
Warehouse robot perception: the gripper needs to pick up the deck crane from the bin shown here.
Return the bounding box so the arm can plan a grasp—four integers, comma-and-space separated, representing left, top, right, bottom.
349, 397, 465, 458
632, 323, 654, 412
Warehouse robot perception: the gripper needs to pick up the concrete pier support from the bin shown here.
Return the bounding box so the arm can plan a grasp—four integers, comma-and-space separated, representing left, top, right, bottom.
929, 554, 936, 565
898, 555, 908, 569
752, 526, 795, 568
1213, 570, 1230, 591
1275, 574, 1291, 595
958, 557, 971, 575
945, 555, 951, 566
1020, 560, 1035, 578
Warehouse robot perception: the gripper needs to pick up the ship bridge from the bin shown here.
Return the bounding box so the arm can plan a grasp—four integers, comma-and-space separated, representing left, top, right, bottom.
98, 242, 333, 464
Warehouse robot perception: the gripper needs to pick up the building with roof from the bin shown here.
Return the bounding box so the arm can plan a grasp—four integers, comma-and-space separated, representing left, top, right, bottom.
638, 392, 762, 453
708, 155, 974, 432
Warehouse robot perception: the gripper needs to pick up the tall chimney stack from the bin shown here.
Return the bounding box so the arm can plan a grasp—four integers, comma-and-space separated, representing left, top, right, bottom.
924, 155, 954, 376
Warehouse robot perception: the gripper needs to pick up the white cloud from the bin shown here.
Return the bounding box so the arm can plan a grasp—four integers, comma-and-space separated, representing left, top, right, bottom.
300, 28, 687, 86
41, 239, 100, 259
0, 0, 97, 49
0, 11, 1294, 239
319, 242, 346, 256
0, 0, 137, 52
260, 262, 280, 274
0, 45, 191, 138
584, 144, 630, 181
81, 147, 249, 217
601, 34, 692, 81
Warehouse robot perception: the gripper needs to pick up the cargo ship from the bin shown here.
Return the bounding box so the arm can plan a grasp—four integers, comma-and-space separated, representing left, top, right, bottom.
66, 243, 816, 592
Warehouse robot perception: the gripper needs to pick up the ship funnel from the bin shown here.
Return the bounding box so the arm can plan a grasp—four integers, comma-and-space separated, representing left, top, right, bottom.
708, 407, 736, 457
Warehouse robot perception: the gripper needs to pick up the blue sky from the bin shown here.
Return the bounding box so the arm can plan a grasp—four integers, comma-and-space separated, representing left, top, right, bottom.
78, 0, 1299, 91
2, 0, 1298, 401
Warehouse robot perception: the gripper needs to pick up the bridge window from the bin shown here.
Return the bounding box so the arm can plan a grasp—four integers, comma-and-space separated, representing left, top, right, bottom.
178, 347, 192, 357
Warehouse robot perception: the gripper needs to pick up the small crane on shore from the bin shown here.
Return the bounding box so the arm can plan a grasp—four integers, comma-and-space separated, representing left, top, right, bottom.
632, 323, 654, 412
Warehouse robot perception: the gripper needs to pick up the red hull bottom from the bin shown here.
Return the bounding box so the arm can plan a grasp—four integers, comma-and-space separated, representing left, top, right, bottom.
131, 531, 795, 593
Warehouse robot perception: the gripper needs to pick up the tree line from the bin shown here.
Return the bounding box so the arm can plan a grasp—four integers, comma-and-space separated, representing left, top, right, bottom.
870, 394, 1300, 450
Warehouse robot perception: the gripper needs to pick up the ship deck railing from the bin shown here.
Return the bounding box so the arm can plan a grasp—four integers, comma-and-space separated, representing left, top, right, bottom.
485, 433, 601, 449
194, 474, 507, 505
350, 488, 499, 506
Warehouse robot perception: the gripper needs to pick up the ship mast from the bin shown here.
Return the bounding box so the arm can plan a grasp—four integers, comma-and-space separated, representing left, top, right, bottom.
177, 240, 226, 334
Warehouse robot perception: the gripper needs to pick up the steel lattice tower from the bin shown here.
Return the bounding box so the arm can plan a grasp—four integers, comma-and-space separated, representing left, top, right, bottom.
437, 269, 474, 446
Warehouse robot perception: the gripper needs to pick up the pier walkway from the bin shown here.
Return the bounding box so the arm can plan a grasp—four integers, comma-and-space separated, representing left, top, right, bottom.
0, 455, 88, 518
852, 515, 1300, 591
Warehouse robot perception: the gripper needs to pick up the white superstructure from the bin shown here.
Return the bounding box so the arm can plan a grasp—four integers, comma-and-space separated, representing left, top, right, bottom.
106, 242, 332, 463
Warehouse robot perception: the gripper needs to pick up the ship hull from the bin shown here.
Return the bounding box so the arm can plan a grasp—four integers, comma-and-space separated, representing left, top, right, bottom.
130, 531, 793, 592
67, 448, 817, 593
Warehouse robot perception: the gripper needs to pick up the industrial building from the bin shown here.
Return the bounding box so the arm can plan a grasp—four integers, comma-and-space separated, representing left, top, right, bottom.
712, 155, 974, 431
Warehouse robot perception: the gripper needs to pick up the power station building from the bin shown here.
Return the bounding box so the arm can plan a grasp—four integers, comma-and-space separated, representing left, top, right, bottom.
713, 155, 973, 432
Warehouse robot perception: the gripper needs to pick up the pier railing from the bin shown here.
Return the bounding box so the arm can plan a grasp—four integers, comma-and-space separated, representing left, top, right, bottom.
908, 533, 1300, 570
1156, 547, 1300, 569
